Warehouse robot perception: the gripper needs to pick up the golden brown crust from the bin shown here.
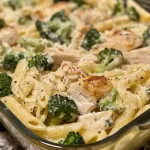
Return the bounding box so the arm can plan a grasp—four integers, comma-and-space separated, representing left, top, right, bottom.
112, 29, 142, 51
83, 76, 113, 99
32, 10, 44, 20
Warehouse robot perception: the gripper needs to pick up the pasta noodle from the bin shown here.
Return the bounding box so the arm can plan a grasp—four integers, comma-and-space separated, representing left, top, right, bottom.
1, 96, 46, 131
32, 122, 84, 139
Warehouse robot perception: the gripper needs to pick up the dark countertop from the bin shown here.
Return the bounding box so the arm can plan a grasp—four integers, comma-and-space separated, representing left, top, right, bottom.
0, 123, 149, 150
0, 123, 23, 150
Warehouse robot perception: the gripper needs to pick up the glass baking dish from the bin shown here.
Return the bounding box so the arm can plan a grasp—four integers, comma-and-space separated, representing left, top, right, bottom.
0, 100, 150, 150
0, 0, 150, 149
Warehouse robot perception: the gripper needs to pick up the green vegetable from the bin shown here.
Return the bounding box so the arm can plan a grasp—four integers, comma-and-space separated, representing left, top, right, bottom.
53, 0, 68, 3
17, 37, 46, 52
8, 0, 21, 10
53, 0, 85, 6
2, 53, 25, 71
127, 7, 140, 21
113, 0, 126, 16
45, 94, 78, 125
0, 19, 5, 29
143, 26, 150, 46
97, 48, 124, 72
81, 28, 102, 50
72, 0, 85, 6
0, 73, 12, 97
28, 54, 54, 71
18, 17, 28, 25
18, 15, 32, 25
8, 0, 35, 10
99, 88, 124, 114
36, 10, 73, 45
51, 10, 69, 21
59, 131, 85, 145
113, 0, 140, 21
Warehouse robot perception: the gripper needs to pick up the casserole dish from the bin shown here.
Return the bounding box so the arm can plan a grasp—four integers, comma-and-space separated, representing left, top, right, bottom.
0, 0, 150, 150
0, 100, 150, 150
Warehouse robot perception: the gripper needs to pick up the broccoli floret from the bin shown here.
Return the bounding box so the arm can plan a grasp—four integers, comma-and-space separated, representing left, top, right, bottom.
53, 0, 85, 6
53, 0, 68, 3
99, 88, 124, 114
28, 54, 54, 71
143, 26, 150, 47
8, 0, 21, 10
81, 28, 103, 50
59, 131, 85, 146
50, 10, 69, 21
18, 15, 32, 25
0, 19, 5, 29
18, 17, 28, 25
45, 94, 78, 125
0, 73, 12, 97
113, 0, 126, 16
36, 10, 73, 45
113, 0, 140, 21
2, 53, 25, 71
17, 37, 47, 52
97, 48, 124, 72
127, 7, 140, 21
72, 0, 86, 6
8, 0, 35, 10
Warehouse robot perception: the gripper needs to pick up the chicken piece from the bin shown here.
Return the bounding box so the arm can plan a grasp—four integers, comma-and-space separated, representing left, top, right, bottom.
68, 83, 96, 114
0, 28, 18, 46
124, 47, 150, 64
60, 61, 87, 86
83, 76, 113, 99
78, 110, 117, 131
50, 50, 81, 65
67, 76, 112, 114
74, 8, 111, 25
52, 61, 87, 93
73, 0, 112, 25
47, 47, 97, 65
92, 29, 143, 54
112, 30, 143, 51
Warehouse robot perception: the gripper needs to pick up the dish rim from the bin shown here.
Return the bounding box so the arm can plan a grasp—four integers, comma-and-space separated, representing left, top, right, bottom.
0, 101, 150, 149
